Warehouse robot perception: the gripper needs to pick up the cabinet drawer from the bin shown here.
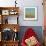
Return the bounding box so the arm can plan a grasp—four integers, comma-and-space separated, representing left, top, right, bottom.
2, 41, 18, 46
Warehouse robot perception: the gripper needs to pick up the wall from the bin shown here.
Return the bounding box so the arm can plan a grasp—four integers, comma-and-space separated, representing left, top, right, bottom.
0, 0, 15, 7
0, 0, 44, 26
19, 0, 44, 26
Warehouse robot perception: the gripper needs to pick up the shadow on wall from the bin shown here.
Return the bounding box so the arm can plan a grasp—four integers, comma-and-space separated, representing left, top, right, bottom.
18, 26, 43, 44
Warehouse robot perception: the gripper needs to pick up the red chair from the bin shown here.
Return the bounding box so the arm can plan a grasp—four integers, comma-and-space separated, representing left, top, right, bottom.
21, 28, 41, 46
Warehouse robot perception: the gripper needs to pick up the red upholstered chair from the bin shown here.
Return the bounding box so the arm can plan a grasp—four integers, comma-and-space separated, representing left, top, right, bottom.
21, 28, 41, 46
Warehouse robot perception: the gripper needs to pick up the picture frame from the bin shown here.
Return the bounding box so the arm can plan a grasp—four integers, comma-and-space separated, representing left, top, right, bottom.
24, 7, 37, 20
2, 10, 9, 15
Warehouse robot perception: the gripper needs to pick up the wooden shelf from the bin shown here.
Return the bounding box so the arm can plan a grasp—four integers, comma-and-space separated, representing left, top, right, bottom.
0, 24, 20, 32
0, 7, 19, 9
0, 7, 19, 15
1, 40, 19, 46
0, 7, 19, 46
2, 40, 19, 42
0, 7, 19, 24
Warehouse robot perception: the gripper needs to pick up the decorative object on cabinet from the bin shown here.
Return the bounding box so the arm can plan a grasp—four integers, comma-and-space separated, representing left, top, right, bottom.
2, 10, 9, 15
24, 7, 37, 20
9, 9, 18, 15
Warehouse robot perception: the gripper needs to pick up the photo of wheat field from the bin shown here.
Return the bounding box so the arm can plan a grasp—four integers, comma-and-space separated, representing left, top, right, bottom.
25, 8, 35, 18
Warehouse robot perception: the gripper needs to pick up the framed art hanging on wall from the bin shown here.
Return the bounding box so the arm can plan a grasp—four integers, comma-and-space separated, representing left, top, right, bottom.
24, 7, 37, 20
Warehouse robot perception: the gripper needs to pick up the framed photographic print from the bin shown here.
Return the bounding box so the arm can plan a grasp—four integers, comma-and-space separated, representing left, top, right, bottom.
24, 7, 37, 20
2, 10, 9, 15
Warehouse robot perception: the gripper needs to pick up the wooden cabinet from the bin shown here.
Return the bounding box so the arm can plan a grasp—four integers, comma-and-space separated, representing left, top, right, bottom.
0, 7, 19, 46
